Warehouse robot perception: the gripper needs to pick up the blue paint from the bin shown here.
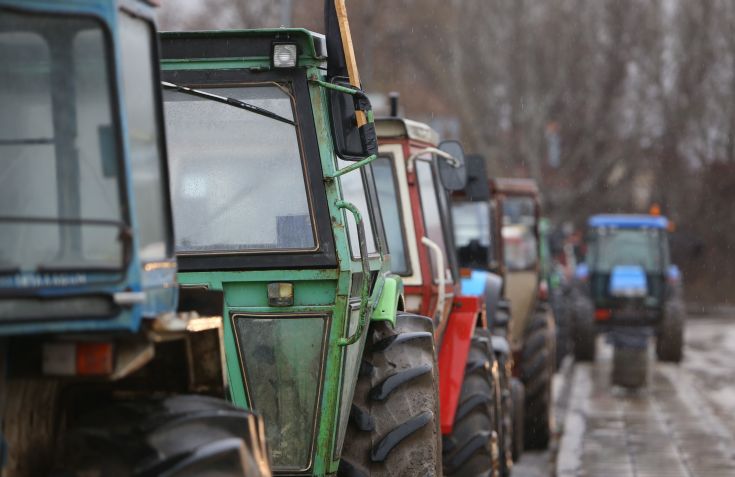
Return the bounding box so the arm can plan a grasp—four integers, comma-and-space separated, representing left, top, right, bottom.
460, 270, 488, 297
575, 262, 589, 280
588, 214, 668, 229
0, 0, 176, 336
667, 264, 681, 282
609, 265, 648, 298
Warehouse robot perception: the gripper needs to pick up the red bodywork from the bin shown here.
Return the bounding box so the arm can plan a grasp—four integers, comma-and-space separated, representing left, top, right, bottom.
379, 131, 486, 435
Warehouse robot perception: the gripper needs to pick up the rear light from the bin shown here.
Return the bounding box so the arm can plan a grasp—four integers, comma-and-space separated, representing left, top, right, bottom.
594, 308, 612, 321
459, 267, 472, 278
538, 280, 549, 301
43, 342, 114, 376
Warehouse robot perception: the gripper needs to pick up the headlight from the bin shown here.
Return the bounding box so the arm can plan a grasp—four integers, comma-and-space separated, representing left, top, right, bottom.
272, 43, 298, 68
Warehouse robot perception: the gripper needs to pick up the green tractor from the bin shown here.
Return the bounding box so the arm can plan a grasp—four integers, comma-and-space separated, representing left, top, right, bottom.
159, 14, 441, 477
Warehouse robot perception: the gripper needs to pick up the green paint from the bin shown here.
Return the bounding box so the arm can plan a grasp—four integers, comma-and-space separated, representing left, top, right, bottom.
163, 29, 401, 476
325, 154, 378, 179
372, 275, 401, 326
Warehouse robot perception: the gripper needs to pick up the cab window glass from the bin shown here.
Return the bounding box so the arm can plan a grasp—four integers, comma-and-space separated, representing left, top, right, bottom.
338, 158, 378, 258
119, 11, 170, 261
373, 157, 408, 273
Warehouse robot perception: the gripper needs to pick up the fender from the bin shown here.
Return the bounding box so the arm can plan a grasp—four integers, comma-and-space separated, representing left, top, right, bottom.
371, 274, 403, 327
438, 295, 483, 434
461, 270, 503, 327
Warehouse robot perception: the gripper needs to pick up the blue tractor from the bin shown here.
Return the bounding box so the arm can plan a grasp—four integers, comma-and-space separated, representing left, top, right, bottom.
0, 1, 270, 475
572, 214, 685, 386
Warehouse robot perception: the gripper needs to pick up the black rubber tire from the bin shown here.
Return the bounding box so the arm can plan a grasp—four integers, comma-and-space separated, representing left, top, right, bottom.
339, 312, 441, 477
573, 295, 596, 362
58, 395, 272, 477
656, 300, 684, 363
495, 348, 514, 476
520, 311, 554, 450
510, 378, 525, 462
442, 330, 499, 477
612, 346, 648, 388
552, 290, 573, 369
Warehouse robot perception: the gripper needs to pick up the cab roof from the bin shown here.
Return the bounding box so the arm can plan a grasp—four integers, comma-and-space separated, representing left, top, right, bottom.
491, 178, 539, 196
160, 28, 327, 63
588, 214, 669, 229
375, 118, 439, 146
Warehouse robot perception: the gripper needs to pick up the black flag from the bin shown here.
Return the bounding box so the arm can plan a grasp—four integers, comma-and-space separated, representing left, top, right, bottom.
324, 0, 348, 80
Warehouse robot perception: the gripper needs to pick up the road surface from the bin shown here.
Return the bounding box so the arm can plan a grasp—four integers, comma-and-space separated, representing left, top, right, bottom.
515, 313, 735, 477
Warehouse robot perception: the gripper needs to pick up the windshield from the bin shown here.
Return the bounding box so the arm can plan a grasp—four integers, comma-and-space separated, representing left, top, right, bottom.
588, 227, 664, 273
0, 11, 124, 273
164, 83, 316, 253
502, 224, 538, 271
452, 201, 492, 269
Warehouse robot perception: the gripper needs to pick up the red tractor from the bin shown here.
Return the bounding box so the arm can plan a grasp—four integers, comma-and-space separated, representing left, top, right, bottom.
373, 117, 507, 476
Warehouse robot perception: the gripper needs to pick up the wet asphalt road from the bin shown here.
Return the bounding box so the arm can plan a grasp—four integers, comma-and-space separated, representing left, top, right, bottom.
513, 312, 735, 477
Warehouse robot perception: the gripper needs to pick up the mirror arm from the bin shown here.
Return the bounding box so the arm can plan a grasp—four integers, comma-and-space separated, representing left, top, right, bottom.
406, 147, 460, 173
336, 200, 371, 346
313, 77, 378, 180
325, 154, 377, 180
421, 236, 447, 322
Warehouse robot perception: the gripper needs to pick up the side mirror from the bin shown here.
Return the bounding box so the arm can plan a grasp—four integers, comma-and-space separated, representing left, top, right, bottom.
329, 79, 378, 161
437, 140, 467, 191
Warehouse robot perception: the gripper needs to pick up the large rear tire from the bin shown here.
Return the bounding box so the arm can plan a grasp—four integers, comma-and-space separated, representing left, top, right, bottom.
510, 378, 525, 462
59, 395, 272, 477
656, 300, 684, 363
520, 312, 554, 450
552, 290, 573, 368
573, 295, 596, 362
442, 331, 499, 477
339, 312, 441, 477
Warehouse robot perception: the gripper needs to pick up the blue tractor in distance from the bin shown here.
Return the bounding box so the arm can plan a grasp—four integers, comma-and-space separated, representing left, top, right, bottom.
0, 1, 270, 475
572, 214, 685, 387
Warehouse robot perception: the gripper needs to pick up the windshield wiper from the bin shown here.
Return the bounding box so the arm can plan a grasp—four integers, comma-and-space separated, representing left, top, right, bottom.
161, 81, 296, 126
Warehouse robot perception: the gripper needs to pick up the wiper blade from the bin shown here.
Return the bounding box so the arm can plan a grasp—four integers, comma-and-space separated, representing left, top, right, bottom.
161, 81, 296, 126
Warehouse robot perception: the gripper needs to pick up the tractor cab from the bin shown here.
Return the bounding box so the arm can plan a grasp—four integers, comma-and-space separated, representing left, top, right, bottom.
450, 155, 508, 328
583, 214, 674, 325
0, 0, 175, 336
372, 118, 467, 327
160, 29, 433, 475
491, 178, 544, 352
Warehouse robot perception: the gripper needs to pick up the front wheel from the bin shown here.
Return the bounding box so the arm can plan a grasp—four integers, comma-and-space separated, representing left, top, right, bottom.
442, 330, 500, 477
573, 295, 596, 362
494, 342, 514, 476
339, 312, 441, 476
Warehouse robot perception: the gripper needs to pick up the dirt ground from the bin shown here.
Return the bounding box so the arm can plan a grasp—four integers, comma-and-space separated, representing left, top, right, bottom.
513, 312, 735, 477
